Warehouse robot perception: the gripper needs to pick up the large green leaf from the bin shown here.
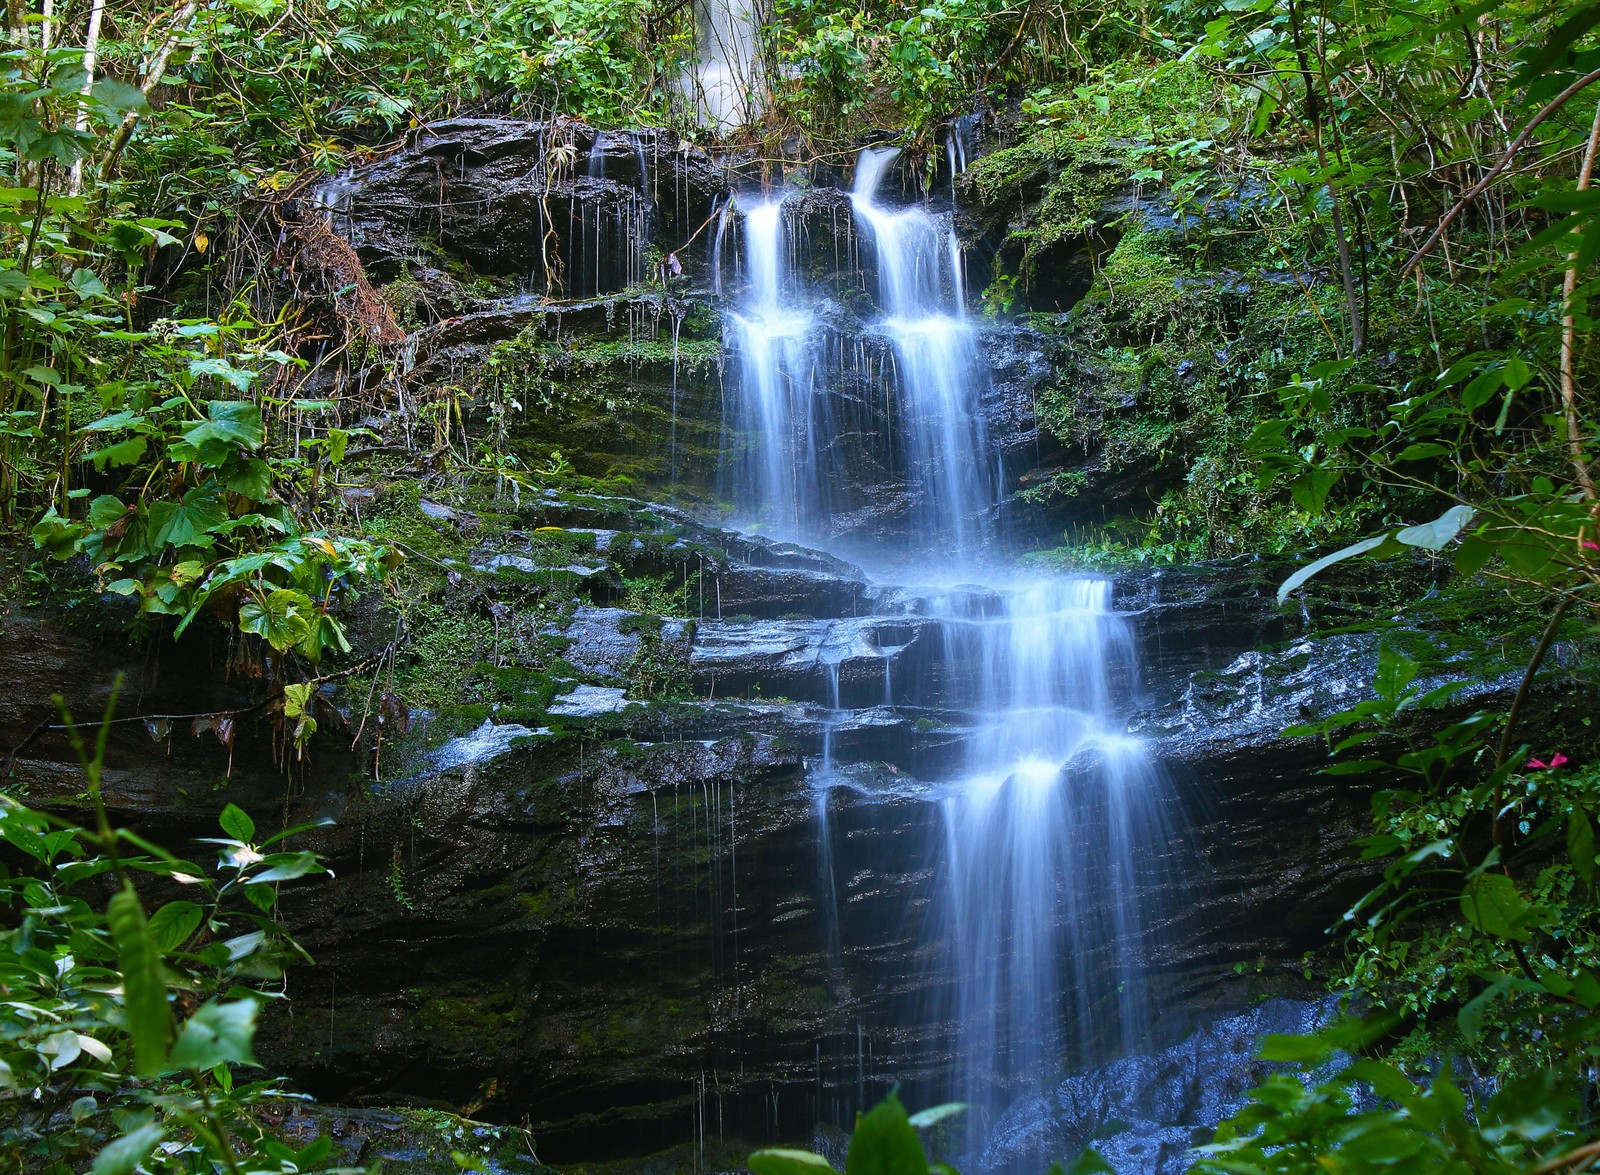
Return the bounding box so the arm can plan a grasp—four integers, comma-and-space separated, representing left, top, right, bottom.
845, 1093, 928, 1175
750, 1150, 842, 1175
1394, 505, 1475, 551
219, 803, 256, 843
245, 851, 322, 884
1460, 872, 1530, 941
31, 508, 87, 561
91, 1124, 166, 1175
1278, 505, 1475, 604
1277, 533, 1396, 605
89, 494, 131, 529
143, 484, 228, 552
107, 882, 174, 1075
906, 1103, 968, 1129
1569, 812, 1595, 885
1457, 975, 1512, 1045
86, 436, 149, 471
177, 399, 264, 466
146, 901, 204, 954
1484, 1070, 1571, 1143
90, 78, 151, 116
1064, 1148, 1115, 1175
1373, 646, 1418, 702
238, 589, 314, 653
187, 359, 259, 395
168, 999, 259, 1070
222, 456, 274, 499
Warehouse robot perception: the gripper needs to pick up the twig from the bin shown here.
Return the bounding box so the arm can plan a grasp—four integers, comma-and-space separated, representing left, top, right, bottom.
2, 644, 399, 769
1558, 98, 1600, 500
1491, 596, 1574, 848
1495, 595, 1577, 771
1400, 66, 1600, 277
66, 0, 106, 196
99, 0, 202, 183
1529, 1139, 1600, 1175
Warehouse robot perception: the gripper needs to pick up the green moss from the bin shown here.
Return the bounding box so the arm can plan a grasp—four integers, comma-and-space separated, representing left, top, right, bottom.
516, 889, 554, 919
466, 301, 729, 498
362, 480, 474, 562
964, 60, 1223, 282
409, 984, 519, 1039
472, 665, 562, 710
377, 273, 427, 330
1024, 217, 1380, 560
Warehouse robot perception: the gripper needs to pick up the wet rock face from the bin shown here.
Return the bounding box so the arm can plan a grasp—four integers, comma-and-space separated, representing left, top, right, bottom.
320, 120, 1084, 548
5, 541, 1428, 1167
324, 119, 727, 288
263, 731, 823, 1161
976, 997, 1342, 1173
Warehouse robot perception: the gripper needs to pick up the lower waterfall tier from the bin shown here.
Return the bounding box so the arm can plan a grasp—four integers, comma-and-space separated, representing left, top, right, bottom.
8, 488, 1555, 1166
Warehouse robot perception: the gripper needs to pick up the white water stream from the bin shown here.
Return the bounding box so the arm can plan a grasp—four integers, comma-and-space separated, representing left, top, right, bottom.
722, 148, 1173, 1162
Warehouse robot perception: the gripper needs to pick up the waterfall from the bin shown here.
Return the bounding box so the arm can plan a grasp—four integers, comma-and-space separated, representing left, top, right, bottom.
724, 149, 991, 550
684, 0, 764, 129
928, 580, 1170, 1162
850, 148, 991, 554
723, 197, 818, 538
718, 149, 1174, 1167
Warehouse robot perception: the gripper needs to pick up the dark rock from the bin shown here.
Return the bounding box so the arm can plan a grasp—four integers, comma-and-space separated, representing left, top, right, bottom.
705, 564, 875, 620
692, 617, 903, 707
324, 119, 728, 289
556, 605, 693, 685
5, 552, 1590, 1167
978, 997, 1342, 1174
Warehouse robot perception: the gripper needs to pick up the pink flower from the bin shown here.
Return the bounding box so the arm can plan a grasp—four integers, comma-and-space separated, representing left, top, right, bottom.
1527, 753, 1569, 770
1583, 540, 1599, 551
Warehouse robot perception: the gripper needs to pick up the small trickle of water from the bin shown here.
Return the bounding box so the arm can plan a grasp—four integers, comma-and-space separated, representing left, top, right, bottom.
945, 114, 977, 179
312, 170, 357, 232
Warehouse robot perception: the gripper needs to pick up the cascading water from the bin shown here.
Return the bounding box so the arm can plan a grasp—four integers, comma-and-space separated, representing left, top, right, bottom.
849, 149, 992, 552
723, 149, 991, 550
929, 580, 1171, 1165
723, 198, 818, 538
720, 147, 1176, 1167
685, 0, 765, 129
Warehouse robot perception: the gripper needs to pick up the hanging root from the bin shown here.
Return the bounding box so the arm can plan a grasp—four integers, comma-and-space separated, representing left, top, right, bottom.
276, 203, 405, 353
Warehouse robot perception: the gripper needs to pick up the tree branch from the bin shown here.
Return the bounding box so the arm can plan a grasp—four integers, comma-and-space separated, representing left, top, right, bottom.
1400, 66, 1600, 277
67, 0, 106, 197
1558, 97, 1600, 500
98, 0, 201, 184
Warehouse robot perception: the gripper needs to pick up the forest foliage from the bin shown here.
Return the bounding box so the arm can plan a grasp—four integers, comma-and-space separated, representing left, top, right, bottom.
2, 0, 1600, 1170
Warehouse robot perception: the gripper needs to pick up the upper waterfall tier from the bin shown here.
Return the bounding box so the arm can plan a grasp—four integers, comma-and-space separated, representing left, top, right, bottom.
722, 149, 995, 557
